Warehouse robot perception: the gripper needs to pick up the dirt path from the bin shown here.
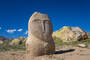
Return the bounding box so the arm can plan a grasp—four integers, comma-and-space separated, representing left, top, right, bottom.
0, 47, 90, 60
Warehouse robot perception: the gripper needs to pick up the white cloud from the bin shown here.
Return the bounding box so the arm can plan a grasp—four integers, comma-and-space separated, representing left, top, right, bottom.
0, 27, 2, 30
17, 29, 23, 32
6, 29, 16, 33
25, 30, 28, 34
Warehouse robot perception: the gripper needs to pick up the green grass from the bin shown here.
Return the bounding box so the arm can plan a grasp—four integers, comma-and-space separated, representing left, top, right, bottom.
55, 38, 90, 47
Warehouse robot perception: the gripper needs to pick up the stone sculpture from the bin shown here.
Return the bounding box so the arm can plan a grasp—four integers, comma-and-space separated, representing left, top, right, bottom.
26, 12, 55, 57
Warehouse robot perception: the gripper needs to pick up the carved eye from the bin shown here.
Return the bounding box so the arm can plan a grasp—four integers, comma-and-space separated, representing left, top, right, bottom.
33, 19, 41, 23
44, 20, 50, 24
45, 21, 49, 24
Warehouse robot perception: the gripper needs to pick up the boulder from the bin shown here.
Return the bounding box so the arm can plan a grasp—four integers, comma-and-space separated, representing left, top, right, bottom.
0, 40, 4, 44
9, 39, 20, 45
52, 26, 88, 42
10, 37, 26, 45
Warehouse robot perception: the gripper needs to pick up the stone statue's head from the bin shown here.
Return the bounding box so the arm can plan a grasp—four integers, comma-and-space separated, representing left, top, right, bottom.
29, 12, 53, 40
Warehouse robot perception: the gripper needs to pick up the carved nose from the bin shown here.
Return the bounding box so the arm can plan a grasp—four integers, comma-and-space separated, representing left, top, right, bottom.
41, 21, 45, 33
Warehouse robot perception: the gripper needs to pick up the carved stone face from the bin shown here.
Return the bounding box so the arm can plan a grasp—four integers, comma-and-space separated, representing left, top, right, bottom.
29, 12, 53, 40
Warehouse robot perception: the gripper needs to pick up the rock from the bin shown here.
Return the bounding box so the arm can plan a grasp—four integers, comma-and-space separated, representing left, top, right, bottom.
0, 40, 4, 44
78, 44, 87, 48
52, 26, 88, 42
26, 12, 55, 57
10, 37, 26, 45
10, 39, 20, 45
18, 37, 25, 41
88, 33, 90, 38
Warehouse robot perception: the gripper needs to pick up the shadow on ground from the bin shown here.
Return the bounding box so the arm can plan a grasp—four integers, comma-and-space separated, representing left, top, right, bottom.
55, 49, 75, 54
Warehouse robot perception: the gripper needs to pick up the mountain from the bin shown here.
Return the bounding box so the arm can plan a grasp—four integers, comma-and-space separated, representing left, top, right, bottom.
0, 36, 7, 41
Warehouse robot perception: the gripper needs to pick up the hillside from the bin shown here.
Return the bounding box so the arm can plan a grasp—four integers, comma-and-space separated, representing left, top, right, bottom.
52, 26, 88, 42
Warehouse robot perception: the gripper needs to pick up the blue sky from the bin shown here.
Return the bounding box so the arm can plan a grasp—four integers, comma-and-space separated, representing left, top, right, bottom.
0, 0, 90, 38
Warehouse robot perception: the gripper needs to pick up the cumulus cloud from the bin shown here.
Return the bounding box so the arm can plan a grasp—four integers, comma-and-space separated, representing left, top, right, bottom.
17, 29, 23, 32
6, 29, 16, 33
25, 30, 28, 34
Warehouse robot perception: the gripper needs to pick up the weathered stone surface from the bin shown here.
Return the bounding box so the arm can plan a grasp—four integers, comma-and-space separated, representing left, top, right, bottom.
26, 12, 55, 57
52, 26, 88, 42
